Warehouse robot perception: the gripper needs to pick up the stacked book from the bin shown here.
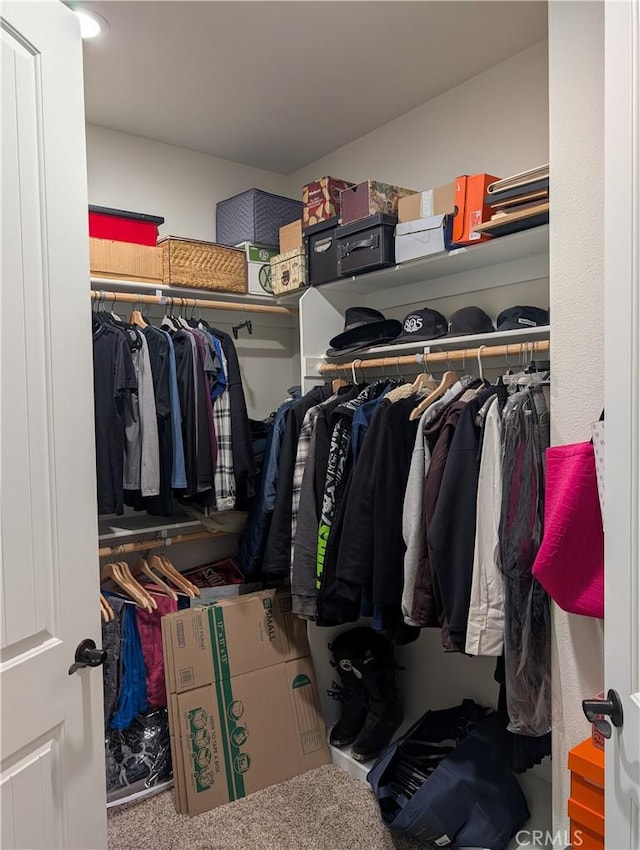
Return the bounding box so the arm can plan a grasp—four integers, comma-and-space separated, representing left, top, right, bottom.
473, 164, 549, 237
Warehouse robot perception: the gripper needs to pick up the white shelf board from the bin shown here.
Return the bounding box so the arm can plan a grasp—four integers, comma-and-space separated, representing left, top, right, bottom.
324, 324, 551, 362
90, 276, 298, 311
98, 514, 203, 543
307, 225, 549, 310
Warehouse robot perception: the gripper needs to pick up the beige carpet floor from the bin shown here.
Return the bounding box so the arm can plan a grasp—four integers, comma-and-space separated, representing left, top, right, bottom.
108, 764, 421, 850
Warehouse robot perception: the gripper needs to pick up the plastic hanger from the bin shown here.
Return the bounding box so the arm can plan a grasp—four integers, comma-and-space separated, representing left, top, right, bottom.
409, 370, 458, 421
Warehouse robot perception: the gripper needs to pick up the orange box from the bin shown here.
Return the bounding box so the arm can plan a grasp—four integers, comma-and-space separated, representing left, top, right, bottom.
568, 798, 604, 838
452, 173, 500, 245
570, 821, 604, 850
568, 738, 605, 848
568, 737, 605, 791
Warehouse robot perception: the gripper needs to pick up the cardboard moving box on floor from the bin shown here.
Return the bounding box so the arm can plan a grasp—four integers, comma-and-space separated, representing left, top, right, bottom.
162, 590, 329, 815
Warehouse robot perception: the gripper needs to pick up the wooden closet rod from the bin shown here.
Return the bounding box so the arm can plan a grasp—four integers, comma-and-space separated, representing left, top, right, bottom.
319, 339, 550, 374
90, 288, 296, 316
98, 530, 222, 558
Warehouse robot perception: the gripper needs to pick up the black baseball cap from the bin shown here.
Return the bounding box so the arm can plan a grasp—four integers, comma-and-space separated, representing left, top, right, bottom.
447, 306, 495, 336
386, 308, 449, 345
497, 305, 549, 331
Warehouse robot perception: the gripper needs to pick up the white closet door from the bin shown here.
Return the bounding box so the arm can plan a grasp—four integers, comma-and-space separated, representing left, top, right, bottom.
0, 2, 107, 848
604, 1, 640, 847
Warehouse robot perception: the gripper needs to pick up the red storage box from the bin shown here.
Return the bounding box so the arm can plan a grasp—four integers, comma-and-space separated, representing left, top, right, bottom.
88, 205, 164, 246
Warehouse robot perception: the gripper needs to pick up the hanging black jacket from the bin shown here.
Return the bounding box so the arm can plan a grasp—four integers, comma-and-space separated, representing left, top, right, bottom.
212, 328, 256, 510
261, 384, 332, 586
325, 397, 418, 624
427, 385, 498, 652
316, 382, 390, 626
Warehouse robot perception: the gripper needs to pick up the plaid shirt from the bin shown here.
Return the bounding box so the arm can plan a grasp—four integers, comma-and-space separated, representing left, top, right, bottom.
289, 397, 335, 571
210, 337, 235, 510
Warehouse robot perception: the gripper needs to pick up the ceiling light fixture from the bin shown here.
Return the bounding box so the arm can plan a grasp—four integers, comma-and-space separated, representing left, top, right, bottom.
73, 8, 107, 39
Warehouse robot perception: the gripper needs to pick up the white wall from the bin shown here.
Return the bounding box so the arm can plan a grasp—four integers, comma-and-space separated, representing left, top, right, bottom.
85, 126, 300, 415
288, 41, 549, 196
85, 124, 293, 243
548, 1, 605, 839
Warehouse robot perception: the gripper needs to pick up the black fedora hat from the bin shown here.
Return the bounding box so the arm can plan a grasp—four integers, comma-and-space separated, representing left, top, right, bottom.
326, 307, 402, 357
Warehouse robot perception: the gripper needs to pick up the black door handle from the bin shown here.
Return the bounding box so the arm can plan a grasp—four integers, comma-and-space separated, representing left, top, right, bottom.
582, 689, 624, 739
68, 638, 107, 675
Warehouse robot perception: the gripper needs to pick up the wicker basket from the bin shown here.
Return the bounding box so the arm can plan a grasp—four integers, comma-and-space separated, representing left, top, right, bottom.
159, 237, 247, 293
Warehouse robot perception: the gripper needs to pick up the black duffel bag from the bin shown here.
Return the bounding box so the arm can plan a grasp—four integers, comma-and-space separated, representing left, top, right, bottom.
367, 700, 530, 850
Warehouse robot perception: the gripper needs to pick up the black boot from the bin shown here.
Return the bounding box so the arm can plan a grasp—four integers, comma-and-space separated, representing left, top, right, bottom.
351, 634, 403, 763
327, 628, 373, 748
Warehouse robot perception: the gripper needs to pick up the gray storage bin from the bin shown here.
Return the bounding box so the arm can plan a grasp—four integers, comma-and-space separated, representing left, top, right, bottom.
216, 189, 302, 248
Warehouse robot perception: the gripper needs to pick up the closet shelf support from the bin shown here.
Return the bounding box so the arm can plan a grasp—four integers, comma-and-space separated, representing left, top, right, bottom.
90, 288, 297, 316
319, 339, 550, 374
98, 529, 222, 558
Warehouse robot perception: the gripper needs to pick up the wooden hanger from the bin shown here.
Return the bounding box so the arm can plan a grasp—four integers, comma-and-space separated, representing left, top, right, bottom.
410, 368, 437, 394
129, 307, 148, 328
332, 378, 347, 393
133, 557, 179, 602
409, 370, 458, 421
100, 594, 112, 622
148, 553, 198, 598
160, 554, 200, 598
117, 561, 158, 610
100, 562, 152, 611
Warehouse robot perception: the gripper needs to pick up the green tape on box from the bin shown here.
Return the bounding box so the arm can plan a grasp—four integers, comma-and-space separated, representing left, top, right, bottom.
209, 606, 247, 800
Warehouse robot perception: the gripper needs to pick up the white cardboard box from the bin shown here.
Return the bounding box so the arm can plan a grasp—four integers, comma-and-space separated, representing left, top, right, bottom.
395, 214, 453, 263
236, 242, 279, 296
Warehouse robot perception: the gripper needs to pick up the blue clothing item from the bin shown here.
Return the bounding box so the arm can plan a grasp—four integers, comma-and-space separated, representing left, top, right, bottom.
108, 602, 148, 731
160, 330, 187, 489
208, 333, 227, 402
351, 387, 393, 461
238, 392, 300, 580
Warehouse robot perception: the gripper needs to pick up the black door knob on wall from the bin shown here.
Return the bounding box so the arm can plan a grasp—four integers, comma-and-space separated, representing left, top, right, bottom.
68, 638, 107, 675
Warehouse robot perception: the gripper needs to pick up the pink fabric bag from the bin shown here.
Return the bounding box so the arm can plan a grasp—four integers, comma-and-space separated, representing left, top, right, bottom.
532, 442, 604, 618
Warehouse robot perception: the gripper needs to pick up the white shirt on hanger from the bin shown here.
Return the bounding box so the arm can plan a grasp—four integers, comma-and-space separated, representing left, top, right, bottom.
465, 396, 505, 656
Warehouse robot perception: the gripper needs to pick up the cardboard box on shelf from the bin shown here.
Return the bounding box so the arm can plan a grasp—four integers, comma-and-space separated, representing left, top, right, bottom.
89, 237, 163, 283
395, 214, 453, 263
163, 590, 329, 815
271, 247, 307, 295
279, 219, 303, 254
236, 243, 278, 296
452, 173, 500, 245
302, 177, 355, 228
397, 183, 456, 223
340, 180, 417, 225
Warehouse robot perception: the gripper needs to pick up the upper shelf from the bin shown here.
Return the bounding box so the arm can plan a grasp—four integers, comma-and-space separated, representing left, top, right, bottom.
296, 224, 550, 310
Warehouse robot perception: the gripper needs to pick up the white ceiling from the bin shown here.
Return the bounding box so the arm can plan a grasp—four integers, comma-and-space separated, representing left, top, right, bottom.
81, 1, 547, 175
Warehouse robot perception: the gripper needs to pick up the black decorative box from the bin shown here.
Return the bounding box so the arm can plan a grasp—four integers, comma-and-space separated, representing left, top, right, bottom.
304, 216, 339, 286
335, 213, 397, 277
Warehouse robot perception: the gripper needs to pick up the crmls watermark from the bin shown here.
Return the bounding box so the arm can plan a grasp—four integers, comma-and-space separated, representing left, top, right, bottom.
515, 829, 580, 847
